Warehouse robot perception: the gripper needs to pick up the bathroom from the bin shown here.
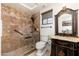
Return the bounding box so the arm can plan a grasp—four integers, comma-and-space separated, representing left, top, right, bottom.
0, 3, 79, 56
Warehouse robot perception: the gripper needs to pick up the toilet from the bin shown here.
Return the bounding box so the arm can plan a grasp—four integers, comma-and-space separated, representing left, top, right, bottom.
36, 36, 49, 56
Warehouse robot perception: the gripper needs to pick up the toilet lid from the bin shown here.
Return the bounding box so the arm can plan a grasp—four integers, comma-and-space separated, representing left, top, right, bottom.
36, 41, 46, 46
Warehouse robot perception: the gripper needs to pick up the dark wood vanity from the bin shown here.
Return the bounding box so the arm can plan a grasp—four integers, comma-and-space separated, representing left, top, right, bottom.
50, 36, 79, 56
50, 7, 79, 56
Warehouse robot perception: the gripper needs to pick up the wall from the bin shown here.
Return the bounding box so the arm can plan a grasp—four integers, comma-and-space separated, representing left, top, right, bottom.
40, 4, 54, 37
0, 3, 2, 55
33, 12, 40, 43
1, 4, 33, 53
78, 10, 79, 37
40, 3, 79, 37
33, 12, 40, 32
40, 4, 56, 42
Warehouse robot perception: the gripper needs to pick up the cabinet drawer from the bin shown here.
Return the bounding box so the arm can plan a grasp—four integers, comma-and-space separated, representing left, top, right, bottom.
52, 39, 75, 48
78, 43, 79, 55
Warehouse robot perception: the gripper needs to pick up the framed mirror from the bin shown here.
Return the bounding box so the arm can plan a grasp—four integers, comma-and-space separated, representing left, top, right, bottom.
58, 14, 72, 34
55, 7, 78, 36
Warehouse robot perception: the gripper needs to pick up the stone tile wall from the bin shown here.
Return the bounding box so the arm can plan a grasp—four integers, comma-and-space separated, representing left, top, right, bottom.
1, 4, 33, 53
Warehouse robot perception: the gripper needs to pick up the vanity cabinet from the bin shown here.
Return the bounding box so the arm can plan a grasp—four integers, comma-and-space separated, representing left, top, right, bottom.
51, 39, 79, 56
51, 7, 79, 56
78, 43, 79, 56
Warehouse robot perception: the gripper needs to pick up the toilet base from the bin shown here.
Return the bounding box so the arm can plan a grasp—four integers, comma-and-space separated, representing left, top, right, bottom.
36, 46, 47, 56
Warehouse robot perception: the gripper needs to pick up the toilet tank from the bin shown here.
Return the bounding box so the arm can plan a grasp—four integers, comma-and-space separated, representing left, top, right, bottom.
40, 35, 49, 42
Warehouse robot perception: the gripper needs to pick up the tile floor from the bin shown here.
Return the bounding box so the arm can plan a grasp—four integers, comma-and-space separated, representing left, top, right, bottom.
28, 49, 51, 56
24, 43, 51, 56
27, 45, 51, 56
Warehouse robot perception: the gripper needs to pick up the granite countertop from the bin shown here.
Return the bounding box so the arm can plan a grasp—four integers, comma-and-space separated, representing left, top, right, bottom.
50, 35, 79, 42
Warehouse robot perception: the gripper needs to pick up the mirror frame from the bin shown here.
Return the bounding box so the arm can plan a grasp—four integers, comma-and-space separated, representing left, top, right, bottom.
55, 7, 78, 36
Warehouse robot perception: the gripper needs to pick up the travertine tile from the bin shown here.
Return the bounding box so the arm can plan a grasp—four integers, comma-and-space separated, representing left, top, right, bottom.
1, 4, 40, 55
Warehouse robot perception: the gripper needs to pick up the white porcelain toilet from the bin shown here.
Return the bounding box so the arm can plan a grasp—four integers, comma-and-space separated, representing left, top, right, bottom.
36, 36, 49, 56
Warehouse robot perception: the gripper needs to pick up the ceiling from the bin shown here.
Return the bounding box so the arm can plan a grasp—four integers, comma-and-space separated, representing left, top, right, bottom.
20, 3, 48, 10
20, 3, 53, 14
20, 3, 39, 10
2, 3, 53, 16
